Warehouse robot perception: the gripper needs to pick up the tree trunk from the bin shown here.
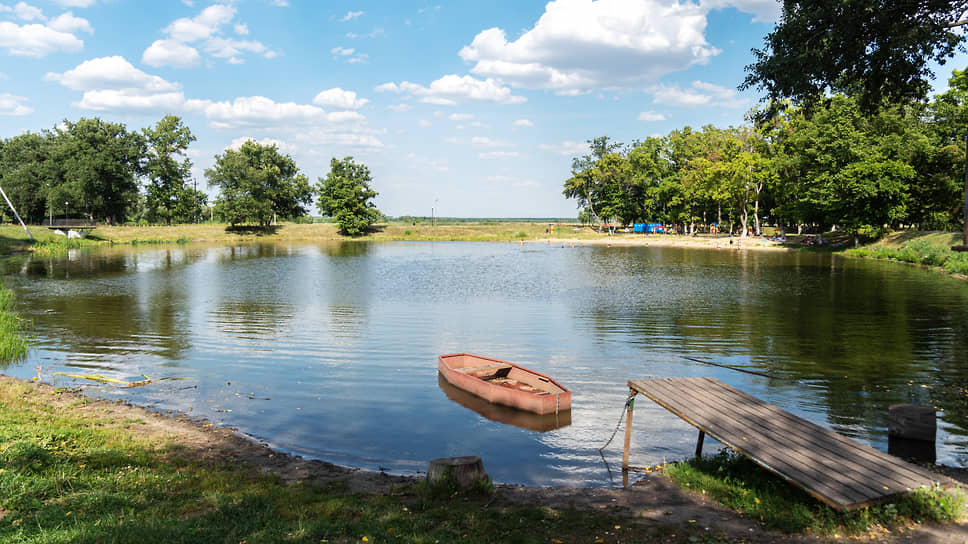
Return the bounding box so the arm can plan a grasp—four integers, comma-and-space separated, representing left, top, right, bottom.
753, 199, 760, 236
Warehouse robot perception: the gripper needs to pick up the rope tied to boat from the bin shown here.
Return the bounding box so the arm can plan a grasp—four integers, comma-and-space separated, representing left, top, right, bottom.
598, 388, 637, 452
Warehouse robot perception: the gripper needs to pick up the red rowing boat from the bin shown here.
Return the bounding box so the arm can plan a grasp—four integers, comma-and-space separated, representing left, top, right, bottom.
437, 353, 571, 415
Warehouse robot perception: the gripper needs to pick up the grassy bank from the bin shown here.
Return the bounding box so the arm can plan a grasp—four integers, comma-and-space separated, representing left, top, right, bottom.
0, 378, 744, 544
665, 451, 964, 536
0, 222, 571, 248
844, 231, 968, 275
2, 376, 964, 543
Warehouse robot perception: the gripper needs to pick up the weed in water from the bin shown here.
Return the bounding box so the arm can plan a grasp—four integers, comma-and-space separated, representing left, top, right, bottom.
0, 283, 28, 365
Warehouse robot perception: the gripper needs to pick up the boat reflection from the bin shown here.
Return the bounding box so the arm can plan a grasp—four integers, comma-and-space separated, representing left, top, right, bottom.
437, 374, 572, 432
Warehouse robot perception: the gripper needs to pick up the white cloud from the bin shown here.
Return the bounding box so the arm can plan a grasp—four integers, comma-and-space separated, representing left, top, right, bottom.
471, 136, 507, 148
346, 27, 384, 39
417, 119, 431, 127
0, 93, 33, 115
289, 127, 384, 150
479, 151, 520, 159
142, 39, 201, 68
194, 95, 364, 129
52, 0, 97, 7
0, 21, 84, 57
448, 113, 473, 121
637, 110, 665, 121
44, 56, 193, 112
268, 0, 289, 6
406, 153, 448, 172
164, 4, 233, 42
701, 0, 780, 23
145, 4, 274, 67
313, 88, 369, 110
387, 103, 412, 112
458, 0, 719, 94
376, 74, 525, 105
512, 119, 533, 128
340, 10, 364, 22
205, 37, 268, 62
76, 89, 187, 111
46, 56, 179, 92
539, 140, 588, 156
487, 175, 538, 188
228, 136, 297, 154
331, 45, 367, 63
651, 80, 747, 108
13, 2, 45, 21
48, 12, 93, 34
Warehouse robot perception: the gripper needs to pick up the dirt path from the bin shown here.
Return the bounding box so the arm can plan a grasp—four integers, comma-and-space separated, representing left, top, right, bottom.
7, 375, 966, 543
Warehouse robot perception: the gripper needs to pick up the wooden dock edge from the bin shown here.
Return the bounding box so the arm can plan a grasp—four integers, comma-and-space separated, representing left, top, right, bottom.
623, 379, 957, 512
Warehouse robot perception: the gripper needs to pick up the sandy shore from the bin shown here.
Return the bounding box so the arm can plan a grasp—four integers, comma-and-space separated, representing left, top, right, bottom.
532, 233, 796, 251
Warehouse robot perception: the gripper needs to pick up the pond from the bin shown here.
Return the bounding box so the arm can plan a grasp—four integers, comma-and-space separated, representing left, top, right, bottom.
2, 241, 967, 487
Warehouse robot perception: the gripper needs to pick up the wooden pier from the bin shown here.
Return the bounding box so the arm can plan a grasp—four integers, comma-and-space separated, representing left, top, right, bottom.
624, 377, 954, 511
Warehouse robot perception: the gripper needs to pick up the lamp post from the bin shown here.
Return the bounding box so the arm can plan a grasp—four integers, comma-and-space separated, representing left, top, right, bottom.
434, 197, 439, 228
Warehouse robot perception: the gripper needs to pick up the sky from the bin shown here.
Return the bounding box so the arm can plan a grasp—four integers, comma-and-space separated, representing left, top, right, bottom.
0, 0, 965, 218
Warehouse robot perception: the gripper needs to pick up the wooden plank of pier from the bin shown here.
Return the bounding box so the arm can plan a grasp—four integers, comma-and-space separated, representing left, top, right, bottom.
625, 377, 954, 511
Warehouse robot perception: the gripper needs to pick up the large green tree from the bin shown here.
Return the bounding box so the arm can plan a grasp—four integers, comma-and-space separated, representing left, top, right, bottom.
206, 140, 312, 228
562, 136, 626, 227
316, 157, 381, 235
143, 115, 196, 225
742, 1, 968, 244
0, 132, 56, 223
743, 0, 968, 112
53, 118, 146, 224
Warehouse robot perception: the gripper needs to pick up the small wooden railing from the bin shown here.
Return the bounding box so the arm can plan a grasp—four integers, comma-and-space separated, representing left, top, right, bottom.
45, 219, 97, 228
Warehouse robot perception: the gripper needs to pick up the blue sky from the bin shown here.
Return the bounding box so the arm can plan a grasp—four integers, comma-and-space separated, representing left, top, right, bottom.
1, 1, 964, 218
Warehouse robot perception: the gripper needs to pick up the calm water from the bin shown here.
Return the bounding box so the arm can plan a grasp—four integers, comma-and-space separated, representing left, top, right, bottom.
2, 241, 968, 486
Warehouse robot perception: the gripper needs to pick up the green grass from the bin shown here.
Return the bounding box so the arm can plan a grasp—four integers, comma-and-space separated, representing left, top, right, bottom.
0, 379, 746, 544
0, 282, 28, 365
665, 450, 964, 535
846, 233, 968, 276
29, 237, 100, 255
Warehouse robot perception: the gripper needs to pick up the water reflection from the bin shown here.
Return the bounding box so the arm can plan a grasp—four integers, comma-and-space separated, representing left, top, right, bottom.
437, 374, 572, 432
2, 241, 968, 485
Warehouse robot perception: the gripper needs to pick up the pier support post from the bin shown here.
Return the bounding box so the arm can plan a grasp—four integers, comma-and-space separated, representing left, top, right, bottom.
622, 390, 637, 470
695, 430, 705, 458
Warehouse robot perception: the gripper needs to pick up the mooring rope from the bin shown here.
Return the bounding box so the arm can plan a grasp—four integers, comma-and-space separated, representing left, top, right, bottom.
681, 355, 785, 380
598, 389, 636, 452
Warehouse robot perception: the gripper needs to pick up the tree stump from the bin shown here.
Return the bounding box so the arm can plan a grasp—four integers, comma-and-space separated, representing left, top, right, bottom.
888, 404, 936, 442
426, 456, 487, 488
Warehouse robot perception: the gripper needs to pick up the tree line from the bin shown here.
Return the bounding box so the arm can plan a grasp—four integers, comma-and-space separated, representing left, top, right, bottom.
0, 115, 380, 234
564, 70, 968, 243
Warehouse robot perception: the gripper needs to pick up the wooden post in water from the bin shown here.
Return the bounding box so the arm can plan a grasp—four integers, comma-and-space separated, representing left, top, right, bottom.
695, 430, 706, 458
622, 390, 637, 470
